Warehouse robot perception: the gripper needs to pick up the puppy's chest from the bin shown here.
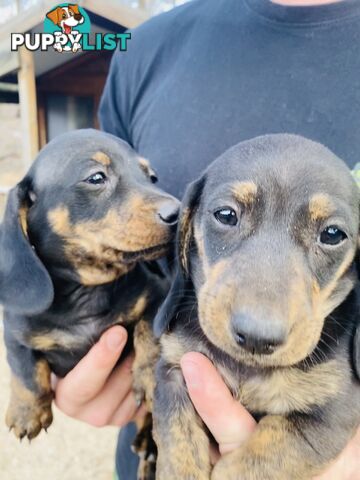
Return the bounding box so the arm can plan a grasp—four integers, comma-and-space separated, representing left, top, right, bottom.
217, 360, 345, 416
162, 334, 345, 416
24, 296, 151, 355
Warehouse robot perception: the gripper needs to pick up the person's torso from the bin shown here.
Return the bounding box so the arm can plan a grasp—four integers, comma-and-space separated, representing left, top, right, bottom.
118, 0, 360, 198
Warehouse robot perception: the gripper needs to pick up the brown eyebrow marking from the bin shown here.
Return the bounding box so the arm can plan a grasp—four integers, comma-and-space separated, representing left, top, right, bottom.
232, 181, 258, 205
309, 193, 334, 221
138, 157, 151, 170
92, 151, 111, 166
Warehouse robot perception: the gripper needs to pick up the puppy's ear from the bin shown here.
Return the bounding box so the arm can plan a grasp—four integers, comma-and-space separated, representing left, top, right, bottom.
46, 7, 60, 25
178, 176, 206, 276
0, 181, 54, 316
153, 176, 205, 337
69, 4, 80, 14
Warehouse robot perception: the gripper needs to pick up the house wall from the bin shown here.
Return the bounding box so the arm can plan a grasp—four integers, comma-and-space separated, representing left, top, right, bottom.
0, 103, 23, 219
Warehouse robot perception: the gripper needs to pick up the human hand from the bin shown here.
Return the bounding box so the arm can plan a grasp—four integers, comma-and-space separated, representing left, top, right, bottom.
52, 326, 144, 427
181, 352, 360, 479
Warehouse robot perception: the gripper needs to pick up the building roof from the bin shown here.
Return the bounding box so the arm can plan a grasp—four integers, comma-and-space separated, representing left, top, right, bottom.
0, 0, 152, 78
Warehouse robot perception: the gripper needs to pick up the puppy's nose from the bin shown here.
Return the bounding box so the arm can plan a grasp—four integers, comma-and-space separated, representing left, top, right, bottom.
231, 313, 286, 355
158, 200, 180, 225
74, 13, 82, 20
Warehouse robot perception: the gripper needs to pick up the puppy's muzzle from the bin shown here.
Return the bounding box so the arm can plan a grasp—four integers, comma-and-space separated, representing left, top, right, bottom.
231, 312, 287, 355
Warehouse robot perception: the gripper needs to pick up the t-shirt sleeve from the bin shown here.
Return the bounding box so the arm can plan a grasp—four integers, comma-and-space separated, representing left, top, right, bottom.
98, 50, 132, 145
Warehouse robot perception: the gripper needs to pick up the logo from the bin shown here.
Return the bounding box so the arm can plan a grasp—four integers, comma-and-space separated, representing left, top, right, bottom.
11, 3, 131, 53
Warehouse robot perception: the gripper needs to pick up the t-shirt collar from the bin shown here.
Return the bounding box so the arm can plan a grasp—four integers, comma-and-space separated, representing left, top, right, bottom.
244, 0, 360, 26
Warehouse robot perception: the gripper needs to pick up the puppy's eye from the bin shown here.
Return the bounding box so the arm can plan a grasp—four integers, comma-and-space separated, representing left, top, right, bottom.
150, 174, 158, 184
62, 13, 66, 18
214, 207, 238, 226
319, 226, 347, 246
85, 172, 107, 185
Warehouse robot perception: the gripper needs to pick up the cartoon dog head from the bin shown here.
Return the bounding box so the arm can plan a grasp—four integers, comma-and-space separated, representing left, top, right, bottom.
46, 4, 84, 34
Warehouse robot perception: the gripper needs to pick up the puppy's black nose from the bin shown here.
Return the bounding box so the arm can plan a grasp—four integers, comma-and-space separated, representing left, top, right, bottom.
74, 13, 82, 20
158, 200, 180, 225
232, 313, 285, 355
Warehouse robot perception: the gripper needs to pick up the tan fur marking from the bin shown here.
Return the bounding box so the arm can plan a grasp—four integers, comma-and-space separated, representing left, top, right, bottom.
6, 361, 53, 440
48, 199, 171, 285
198, 259, 238, 352
319, 249, 355, 308
239, 360, 344, 414
232, 181, 258, 205
309, 193, 334, 221
212, 415, 322, 480
127, 294, 148, 323
180, 207, 193, 273
133, 320, 159, 409
92, 151, 111, 166
161, 334, 188, 365
155, 401, 211, 480
197, 246, 355, 368
29, 330, 84, 351
18, 206, 28, 236
138, 157, 157, 181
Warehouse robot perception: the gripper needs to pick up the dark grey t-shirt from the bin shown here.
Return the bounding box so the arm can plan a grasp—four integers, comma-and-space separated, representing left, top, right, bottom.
99, 0, 360, 200
98, 0, 360, 477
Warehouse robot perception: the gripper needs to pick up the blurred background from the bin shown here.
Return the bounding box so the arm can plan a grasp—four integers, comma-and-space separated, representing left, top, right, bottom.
0, 1, 189, 478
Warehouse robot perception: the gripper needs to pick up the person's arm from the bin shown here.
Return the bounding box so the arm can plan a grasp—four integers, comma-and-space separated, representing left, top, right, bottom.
180, 352, 360, 480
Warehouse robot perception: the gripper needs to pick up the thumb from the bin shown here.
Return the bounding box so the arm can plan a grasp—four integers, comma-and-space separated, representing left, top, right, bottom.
181, 352, 257, 455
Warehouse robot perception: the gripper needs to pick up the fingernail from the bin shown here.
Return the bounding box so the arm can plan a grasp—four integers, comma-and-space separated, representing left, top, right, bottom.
181, 360, 203, 390
106, 329, 126, 351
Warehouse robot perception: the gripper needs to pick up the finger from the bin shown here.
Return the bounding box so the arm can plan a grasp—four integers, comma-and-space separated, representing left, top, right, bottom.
108, 390, 140, 426
181, 352, 257, 455
55, 326, 127, 414
75, 354, 135, 426
314, 426, 360, 480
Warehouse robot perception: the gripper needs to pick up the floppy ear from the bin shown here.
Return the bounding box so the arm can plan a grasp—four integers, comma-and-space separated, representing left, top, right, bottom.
0, 181, 54, 316
69, 4, 80, 15
153, 176, 205, 337
46, 7, 60, 26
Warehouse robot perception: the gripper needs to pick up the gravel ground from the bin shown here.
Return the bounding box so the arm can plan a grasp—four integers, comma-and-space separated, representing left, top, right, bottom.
0, 104, 119, 480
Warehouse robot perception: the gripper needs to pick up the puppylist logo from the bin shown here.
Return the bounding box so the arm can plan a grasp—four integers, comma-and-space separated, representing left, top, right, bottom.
11, 3, 131, 53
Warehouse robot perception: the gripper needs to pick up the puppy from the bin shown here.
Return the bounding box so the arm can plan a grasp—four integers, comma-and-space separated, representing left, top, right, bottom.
153, 134, 360, 480
0, 129, 178, 476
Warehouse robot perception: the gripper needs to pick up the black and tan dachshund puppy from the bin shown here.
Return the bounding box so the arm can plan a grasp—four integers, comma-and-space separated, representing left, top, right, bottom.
153, 134, 360, 480
0, 129, 178, 474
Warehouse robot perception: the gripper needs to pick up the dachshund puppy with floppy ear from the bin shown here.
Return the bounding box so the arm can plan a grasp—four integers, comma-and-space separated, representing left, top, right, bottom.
0, 129, 179, 479
153, 134, 360, 480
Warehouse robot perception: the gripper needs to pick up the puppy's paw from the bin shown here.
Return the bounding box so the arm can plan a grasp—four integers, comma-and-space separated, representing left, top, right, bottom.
53, 42, 63, 52
132, 412, 157, 480
136, 452, 156, 480
6, 396, 53, 441
72, 42, 81, 52
132, 363, 156, 410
